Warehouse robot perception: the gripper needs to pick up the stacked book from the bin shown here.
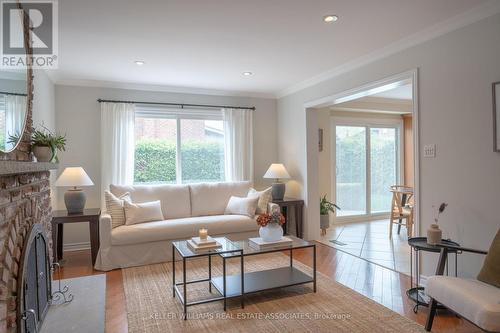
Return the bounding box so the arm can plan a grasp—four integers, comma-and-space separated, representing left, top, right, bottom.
248, 237, 293, 250
187, 236, 221, 252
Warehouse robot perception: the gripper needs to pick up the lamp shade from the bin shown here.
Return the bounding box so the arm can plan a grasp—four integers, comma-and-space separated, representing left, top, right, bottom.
263, 163, 290, 180
55, 167, 94, 187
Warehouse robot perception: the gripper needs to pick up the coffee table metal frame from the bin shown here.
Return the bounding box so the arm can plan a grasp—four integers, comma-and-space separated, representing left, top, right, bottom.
214, 236, 316, 307
172, 237, 243, 320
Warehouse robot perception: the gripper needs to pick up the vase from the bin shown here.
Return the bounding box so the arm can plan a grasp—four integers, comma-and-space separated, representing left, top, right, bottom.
33, 146, 53, 162
259, 222, 283, 242
427, 224, 442, 245
320, 214, 330, 236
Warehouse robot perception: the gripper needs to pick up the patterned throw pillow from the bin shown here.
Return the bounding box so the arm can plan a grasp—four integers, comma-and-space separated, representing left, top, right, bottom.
104, 191, 131, 229
248, 187, 272, 215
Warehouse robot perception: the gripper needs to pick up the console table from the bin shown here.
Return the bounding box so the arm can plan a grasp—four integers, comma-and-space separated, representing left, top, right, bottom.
51, 208, 101, 265
272, 198, 304, 238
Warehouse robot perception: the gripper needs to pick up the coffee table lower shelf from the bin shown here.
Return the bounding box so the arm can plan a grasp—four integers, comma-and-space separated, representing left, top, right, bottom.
210, 266, 314, 298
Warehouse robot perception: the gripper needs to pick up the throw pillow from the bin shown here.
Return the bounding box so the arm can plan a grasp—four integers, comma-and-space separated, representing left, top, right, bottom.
104, 191, 131, 229
477, 228, 500, 288
123, 200, 164, 225
224, 196, 259, 218
248, 187, 272, 215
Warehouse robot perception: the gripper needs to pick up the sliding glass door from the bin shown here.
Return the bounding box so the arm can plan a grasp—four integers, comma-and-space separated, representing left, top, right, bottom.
334, 120, 401, 219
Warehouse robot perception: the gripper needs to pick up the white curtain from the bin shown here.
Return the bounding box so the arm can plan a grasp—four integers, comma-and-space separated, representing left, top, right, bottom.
4, 95, 26, 150
222, 108, 253, 182
100, 102, 135, 208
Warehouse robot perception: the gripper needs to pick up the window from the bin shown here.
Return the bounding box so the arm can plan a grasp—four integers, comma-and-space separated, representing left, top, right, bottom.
134, 107, 225, 184
333, 118, 402, 218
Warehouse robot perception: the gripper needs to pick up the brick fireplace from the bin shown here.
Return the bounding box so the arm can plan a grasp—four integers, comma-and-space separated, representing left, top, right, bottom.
0, 166, 56, 333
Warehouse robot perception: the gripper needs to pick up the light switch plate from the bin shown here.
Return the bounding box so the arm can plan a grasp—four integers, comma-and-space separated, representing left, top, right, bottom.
424, 144, 436, 158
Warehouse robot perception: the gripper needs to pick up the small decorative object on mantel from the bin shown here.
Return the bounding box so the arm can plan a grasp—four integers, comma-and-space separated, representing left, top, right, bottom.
55, 167, 94, 214
26, 125, 66, 162
427, 202, 448, 245
320, 194, 340, 236
256, 211, 285, 242
263, 163, 291, 201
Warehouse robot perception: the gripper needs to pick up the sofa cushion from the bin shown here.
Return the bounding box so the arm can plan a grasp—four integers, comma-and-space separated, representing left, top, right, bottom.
477, 228, 500, 288
426, 276, 500, 332
104, 191, 130, 229
124, 200, 164, 225
248, 187, 272, 215
110, 184, 191, 219
189, 181, 251, 217
224, 196, 259, 217
111, 214, 259, 246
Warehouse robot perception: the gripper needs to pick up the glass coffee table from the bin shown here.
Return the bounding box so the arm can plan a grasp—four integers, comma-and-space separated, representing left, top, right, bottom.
172, 237, 243, 319
172, 236, 316, 319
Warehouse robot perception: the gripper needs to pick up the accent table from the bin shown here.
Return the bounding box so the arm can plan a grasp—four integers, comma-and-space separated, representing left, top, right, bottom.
272, 198, 304, 237
51, 208, 101, 266
407, 237, 460, 313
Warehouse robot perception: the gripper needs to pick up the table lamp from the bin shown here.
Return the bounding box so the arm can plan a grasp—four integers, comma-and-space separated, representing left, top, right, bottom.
55, 167, 94, 214
263, 163, 290, 200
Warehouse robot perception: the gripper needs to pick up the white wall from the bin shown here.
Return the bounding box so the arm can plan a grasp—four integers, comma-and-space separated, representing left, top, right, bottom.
32, 70, 57, 207
55, 85, 278, 248
278, 13, 500, 277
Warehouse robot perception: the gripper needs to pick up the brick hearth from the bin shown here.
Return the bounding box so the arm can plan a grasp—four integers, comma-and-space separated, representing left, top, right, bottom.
0, 171, 53, 333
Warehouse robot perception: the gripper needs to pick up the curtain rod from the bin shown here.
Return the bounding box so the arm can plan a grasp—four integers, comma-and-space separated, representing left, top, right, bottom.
97, 99, 255, 111
0, 91, 27, 96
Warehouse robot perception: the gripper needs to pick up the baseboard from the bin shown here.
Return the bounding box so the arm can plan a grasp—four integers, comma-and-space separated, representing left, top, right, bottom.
63, 241, 91, 252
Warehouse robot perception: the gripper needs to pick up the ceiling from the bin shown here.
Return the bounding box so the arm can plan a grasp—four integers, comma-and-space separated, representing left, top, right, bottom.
49, 0, 494, 97
372, 84, 412, 100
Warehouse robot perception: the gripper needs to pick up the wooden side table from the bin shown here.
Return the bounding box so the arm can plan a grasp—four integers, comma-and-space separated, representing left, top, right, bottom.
272, 198, 304, 238
51, 208, 101, 266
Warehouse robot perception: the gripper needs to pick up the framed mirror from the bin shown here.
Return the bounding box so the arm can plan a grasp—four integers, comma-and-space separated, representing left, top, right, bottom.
0, 3, 33, 154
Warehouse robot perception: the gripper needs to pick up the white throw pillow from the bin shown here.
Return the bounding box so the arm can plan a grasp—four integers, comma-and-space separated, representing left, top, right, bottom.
248, 187, 272, 215
224, 196, 259, 218
104, 191, 131, 229
123, 200, 164, 225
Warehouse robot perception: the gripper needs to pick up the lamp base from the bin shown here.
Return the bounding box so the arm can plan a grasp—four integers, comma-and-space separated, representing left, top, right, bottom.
64, 189, 86, 214
271, 182, 286, 201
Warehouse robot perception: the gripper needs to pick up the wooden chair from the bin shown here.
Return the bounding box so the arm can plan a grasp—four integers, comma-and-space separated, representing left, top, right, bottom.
389, 185, 414, 238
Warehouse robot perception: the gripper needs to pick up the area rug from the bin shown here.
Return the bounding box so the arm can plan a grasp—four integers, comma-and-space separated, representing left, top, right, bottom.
122, 253, 425, 333
40, 274, 106, 333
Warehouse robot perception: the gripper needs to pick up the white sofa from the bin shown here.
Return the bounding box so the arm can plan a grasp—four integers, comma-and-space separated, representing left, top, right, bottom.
94, 181, 269, 271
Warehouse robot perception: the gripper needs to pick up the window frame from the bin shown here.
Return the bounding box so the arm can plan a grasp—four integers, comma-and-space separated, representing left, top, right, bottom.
331, 115, 404, 223
134, 106, 225, 185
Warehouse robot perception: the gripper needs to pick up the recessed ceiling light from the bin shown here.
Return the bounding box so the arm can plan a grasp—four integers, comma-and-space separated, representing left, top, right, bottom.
134, 60, 145, 66
323, 15, 338, 23
242, 71, 253, 76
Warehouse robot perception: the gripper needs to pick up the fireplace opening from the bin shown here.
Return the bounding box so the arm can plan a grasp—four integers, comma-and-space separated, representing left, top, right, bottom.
17, 224, 51, 333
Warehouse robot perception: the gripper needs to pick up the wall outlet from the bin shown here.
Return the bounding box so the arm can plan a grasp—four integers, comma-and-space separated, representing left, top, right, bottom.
424, 144, 436, 158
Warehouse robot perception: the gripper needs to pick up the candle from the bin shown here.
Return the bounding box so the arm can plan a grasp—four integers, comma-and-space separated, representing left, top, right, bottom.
199, 228, 208, 240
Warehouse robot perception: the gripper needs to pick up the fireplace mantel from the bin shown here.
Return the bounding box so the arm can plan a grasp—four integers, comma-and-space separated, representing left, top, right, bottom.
0, 161, 58, 176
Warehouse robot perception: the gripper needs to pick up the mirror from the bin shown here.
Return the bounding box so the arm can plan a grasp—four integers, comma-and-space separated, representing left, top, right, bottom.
0, 69, 28, 152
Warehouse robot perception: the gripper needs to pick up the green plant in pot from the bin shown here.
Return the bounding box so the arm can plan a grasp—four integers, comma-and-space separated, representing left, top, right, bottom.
320, 195, 340, 236
30, 126, 66, 162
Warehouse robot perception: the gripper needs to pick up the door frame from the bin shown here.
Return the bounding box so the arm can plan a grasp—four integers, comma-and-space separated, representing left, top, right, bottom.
303, 69, 419, 240
330, 116, 404, 224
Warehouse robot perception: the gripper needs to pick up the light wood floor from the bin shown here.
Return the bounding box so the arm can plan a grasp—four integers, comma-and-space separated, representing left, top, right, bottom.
55, 242, 480, 333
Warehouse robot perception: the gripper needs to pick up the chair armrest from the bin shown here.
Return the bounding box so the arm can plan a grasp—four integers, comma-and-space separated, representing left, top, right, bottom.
99, 213, 112, 248
436, 243, 488, 255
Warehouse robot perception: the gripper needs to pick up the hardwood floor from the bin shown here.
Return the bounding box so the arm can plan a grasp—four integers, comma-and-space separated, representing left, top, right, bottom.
55, 243, 480, 333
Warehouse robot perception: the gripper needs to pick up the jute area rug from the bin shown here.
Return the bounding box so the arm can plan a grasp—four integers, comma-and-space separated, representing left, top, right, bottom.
122, 253, 425, 333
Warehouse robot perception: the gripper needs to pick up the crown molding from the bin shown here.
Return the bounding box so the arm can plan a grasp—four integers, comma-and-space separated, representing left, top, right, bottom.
51, 77, 275, 99
277, 0, 500, 98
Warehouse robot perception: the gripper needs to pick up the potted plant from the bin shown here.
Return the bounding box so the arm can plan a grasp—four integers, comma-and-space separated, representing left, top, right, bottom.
30, 126, 66, 162
320, 195, 340, 236
256, 210, 286, 242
